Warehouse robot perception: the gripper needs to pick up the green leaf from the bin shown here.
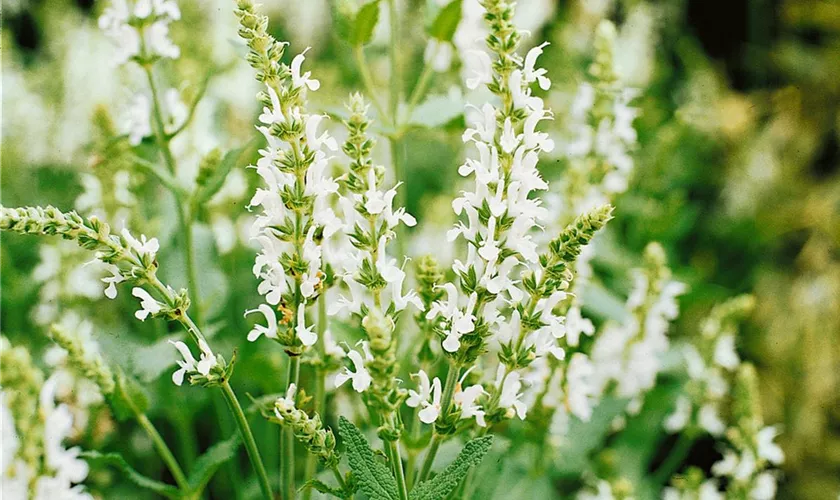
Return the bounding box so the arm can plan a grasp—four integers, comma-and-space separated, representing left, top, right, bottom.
300, 478, 348, 498
338, 416, 398, 500
107, 368, 150, 421
407, 90, 464, 129
81, 451, 181, 499
428, 0, 462, 42
351, 1, 381, 46
410, 435, 493, 500
192, 143, 251, 206
187, 433, 241, 493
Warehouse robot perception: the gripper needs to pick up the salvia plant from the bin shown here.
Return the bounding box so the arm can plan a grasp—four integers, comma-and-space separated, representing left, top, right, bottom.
0, 1, 786, 499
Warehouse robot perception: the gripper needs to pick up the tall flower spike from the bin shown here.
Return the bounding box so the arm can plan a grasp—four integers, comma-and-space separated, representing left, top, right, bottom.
235, 0, 341, 353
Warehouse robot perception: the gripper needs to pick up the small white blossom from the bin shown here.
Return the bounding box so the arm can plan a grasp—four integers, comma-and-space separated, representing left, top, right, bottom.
406, 370, 443, 424
169, 339, 216, 386
335, 344, 372, 393
131, 287, 163, 321
244, 304, 279, 342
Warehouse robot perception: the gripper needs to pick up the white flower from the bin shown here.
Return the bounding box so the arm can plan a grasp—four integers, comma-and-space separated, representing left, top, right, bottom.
39, 378, 90, 485
101, 263, 125, 299
335, 345, 372, 393
407, 370, 443, 424
664, 395, 691, 433
496, 367, 527, 420
290, 48, 320, 91
122, 93, 152, 145
131, 287, 163, 321
565, 305, 594, 347
244, 304, 279, 342
453, 383, 486, 427
750, 472, 777, 500
713, 334, 739, 370
756, 426, 784, 465
295, 305, 317, 347
274, 383, 297, 417
565, 353, 597, 421
500, 117, 520, 153
464, 50, 492, 90
169, 339, 216, 386
522, 42, 551, 90
698, 404, 725, 436
121, 228, 159, 258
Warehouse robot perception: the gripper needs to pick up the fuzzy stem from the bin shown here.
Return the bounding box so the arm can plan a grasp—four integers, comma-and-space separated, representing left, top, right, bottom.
387, 436, 409, 500
221, 381, 274, 500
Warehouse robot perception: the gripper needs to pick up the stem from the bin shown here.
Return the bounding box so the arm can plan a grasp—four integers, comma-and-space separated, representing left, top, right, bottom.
404, 50, 437, 123
417, 435, 441, 484
653, 431, 695, 485
303, 299, 329, 500
386, 0, 401, 122
221, 381, 274, 500
136, 413, 190, 492
386, 438, 409, 500
353, 46, 391, 126
388, 136, 406, 257
416, 362, 459, 484
142, 65, 203, 326
283, 355, 301, 499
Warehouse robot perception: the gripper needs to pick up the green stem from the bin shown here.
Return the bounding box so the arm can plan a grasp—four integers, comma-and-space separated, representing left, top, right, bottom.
283, 355, 301, 499
386, 0, 401, 121
136, 413, 190, 492
653, 431, 696, 485
417, 435, 441, 484
353, 46, 391, 126
142, 65, 203, 326
303, 299, 329, 500
403, 49, 437, 124
416, 363, 459, 484
221, 381, 274, 500
386, 436, 409, 500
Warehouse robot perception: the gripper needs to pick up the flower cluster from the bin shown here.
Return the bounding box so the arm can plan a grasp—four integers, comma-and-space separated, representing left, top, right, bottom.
235, 0, 341, 354
665, 295, 756, 436
589, 243, 686, 411
1, 337, 93, 500
666, 365, 784, 500
561, 20, 639, 222
98, 0, 181, 65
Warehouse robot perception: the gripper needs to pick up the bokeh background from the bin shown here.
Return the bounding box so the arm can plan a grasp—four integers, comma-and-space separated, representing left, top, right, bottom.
2, 0, 839, 498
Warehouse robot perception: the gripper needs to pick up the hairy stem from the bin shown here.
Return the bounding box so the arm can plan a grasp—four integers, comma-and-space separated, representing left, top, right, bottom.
283, 355, 301, 499
303, 298, 329, 500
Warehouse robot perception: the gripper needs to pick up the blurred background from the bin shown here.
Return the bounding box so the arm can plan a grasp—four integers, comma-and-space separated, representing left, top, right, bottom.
2, 0, 839, 498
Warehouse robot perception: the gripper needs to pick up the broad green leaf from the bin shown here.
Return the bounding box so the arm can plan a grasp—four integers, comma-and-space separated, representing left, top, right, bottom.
407, 89, 464, 129
107, 368, 150, 421
81, 451, 181, 499
187, 433, 241, 492
428, 0, 462, 42
352, 1, 382, 46
338, 416, 398, 500
410, 435, 493, 500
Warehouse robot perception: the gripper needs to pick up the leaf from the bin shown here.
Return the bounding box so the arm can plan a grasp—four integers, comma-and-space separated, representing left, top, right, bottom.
428, 0, 462, 42
410, 435, 493, 500
187, 433, 241, 493
407, 89, 464, 129
300, 478, 348, 498
352, 1, 381, 46
338, 416, 398, 500
193, 143, 251, 206
107, 368, 150, 421
81, 451, 181, 499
